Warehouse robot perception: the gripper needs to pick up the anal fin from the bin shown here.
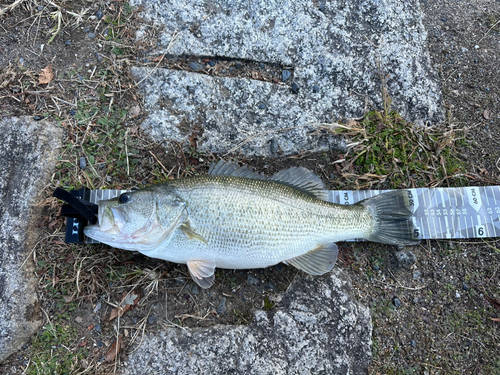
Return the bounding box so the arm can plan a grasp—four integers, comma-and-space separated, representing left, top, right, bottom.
187, 259, 216, 289
286, 243, 339, 275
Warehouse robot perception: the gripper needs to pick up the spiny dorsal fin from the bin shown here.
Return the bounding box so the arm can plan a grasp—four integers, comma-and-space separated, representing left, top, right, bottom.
270, 167, 329, 201
208, 160, 267, 180
285, 243, 339, 275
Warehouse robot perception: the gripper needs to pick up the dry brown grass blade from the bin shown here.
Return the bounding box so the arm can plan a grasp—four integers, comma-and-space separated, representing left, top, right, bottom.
0, 0, 24, 17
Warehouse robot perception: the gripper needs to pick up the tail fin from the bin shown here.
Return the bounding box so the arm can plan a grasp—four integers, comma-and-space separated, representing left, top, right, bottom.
361, 190, 420, 246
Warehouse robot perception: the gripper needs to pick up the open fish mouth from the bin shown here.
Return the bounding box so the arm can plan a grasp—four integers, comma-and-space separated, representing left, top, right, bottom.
84, 202, 185, 251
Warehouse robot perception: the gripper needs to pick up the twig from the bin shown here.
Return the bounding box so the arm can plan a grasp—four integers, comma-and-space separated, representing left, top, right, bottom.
149, 151, 169, 174
0, 0, 24, 17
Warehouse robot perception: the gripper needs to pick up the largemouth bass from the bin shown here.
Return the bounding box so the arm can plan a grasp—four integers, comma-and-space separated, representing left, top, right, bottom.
84, 160, 419, 288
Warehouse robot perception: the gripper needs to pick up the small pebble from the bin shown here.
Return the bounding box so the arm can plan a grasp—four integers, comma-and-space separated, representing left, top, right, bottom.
229, 67, 234, 72
79, 157, 87, 170
282, 70, 292, 82
94, 302, 101, 313
19, 57, 24, 65
259, 63, 265, 69
410, 340, 417, 348
191, 284, 200, 295
208, 60, 216, 67
247, 275, 260, 285
291, 82, 299, 93
372, 265, 380, 271
235, 62, 242, 69
413, 271, 421, 280
312, 84, 320, 93
95, 324, 101, 333
37, 5, 44, 11
258, 104, 266, 109
217, 297, 227, 314
34, 115, 43, 121
267, 283, 274, 290
88, 33, 96, 39
133, 316, 138, 324
96, 9, 103, 19
455, 291, 461, 298
475, 45, 479, 49
441, 17, 447, 22
462, 282, 470, 291
392, 297, 401, 308
395, 251, 417, 269
97, 340, 103, 347
65, 40, 72, 45
189, 62, 205, 71
84, 27, 89, 32
148, 315, 158, 325
270, 138, 278, 155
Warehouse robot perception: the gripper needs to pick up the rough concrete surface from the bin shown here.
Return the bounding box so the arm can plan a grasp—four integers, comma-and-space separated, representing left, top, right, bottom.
131, 0, 444, 156
0, 116, 62, 363
123, 268, 371, 375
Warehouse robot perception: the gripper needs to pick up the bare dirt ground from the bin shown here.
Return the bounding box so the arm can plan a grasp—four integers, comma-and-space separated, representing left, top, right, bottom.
0, 0, 499, 374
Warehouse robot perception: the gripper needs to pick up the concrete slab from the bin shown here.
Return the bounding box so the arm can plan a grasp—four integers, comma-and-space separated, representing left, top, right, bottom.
0, 116, 62, 363
131, 0, 443, 156
122, 268, 372, 374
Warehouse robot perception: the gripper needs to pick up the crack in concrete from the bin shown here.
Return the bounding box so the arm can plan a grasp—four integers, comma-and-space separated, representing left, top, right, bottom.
143, 54, 295, 86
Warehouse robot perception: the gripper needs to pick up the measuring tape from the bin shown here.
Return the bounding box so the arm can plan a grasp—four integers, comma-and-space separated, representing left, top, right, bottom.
64, 186, 500, 243
331, 186, 500, 240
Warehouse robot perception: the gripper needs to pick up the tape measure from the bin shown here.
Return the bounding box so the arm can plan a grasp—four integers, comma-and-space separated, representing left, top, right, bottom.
63, 186, 500, 243
330, 186, 500, 240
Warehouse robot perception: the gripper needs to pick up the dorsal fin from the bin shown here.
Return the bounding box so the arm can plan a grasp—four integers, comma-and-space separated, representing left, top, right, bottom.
208, 160, 267, 180
269, 167, 329, 201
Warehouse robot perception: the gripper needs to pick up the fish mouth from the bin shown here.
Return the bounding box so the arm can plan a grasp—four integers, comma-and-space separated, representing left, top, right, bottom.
84, 202, 183, 251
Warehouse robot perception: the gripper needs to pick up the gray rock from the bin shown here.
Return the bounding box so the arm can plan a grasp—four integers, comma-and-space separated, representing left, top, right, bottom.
131, 67, 345, 157
122, 268, 372, 374
0, 116, 62, 363
395, 250, 417, 269
246, 275, 260, 285
130, 0, 443, 157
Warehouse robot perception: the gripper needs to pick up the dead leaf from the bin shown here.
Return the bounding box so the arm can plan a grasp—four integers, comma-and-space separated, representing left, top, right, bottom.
108, 292, 141, 321
483, 109, 491, 120
88, 324, 94, 330
152, 54, 165, 62
485, 295, 500, 310
491, 318, 500, 322
108, 308, 119, 321
78, 340, 88, 347
39, 64, 53, 85
75, 316, 83, 323
105, 335, 124, 362
63, 295, 72, 303
129, 104, 140, 118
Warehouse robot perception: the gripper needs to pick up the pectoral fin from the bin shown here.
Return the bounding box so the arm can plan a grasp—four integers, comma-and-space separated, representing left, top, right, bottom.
285, 243, 339, 275
187, 259, 216, 289
180, 223, 208, 245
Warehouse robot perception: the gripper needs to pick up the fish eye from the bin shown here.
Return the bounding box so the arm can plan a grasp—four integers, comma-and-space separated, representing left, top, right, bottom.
118, 193, 130, 204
